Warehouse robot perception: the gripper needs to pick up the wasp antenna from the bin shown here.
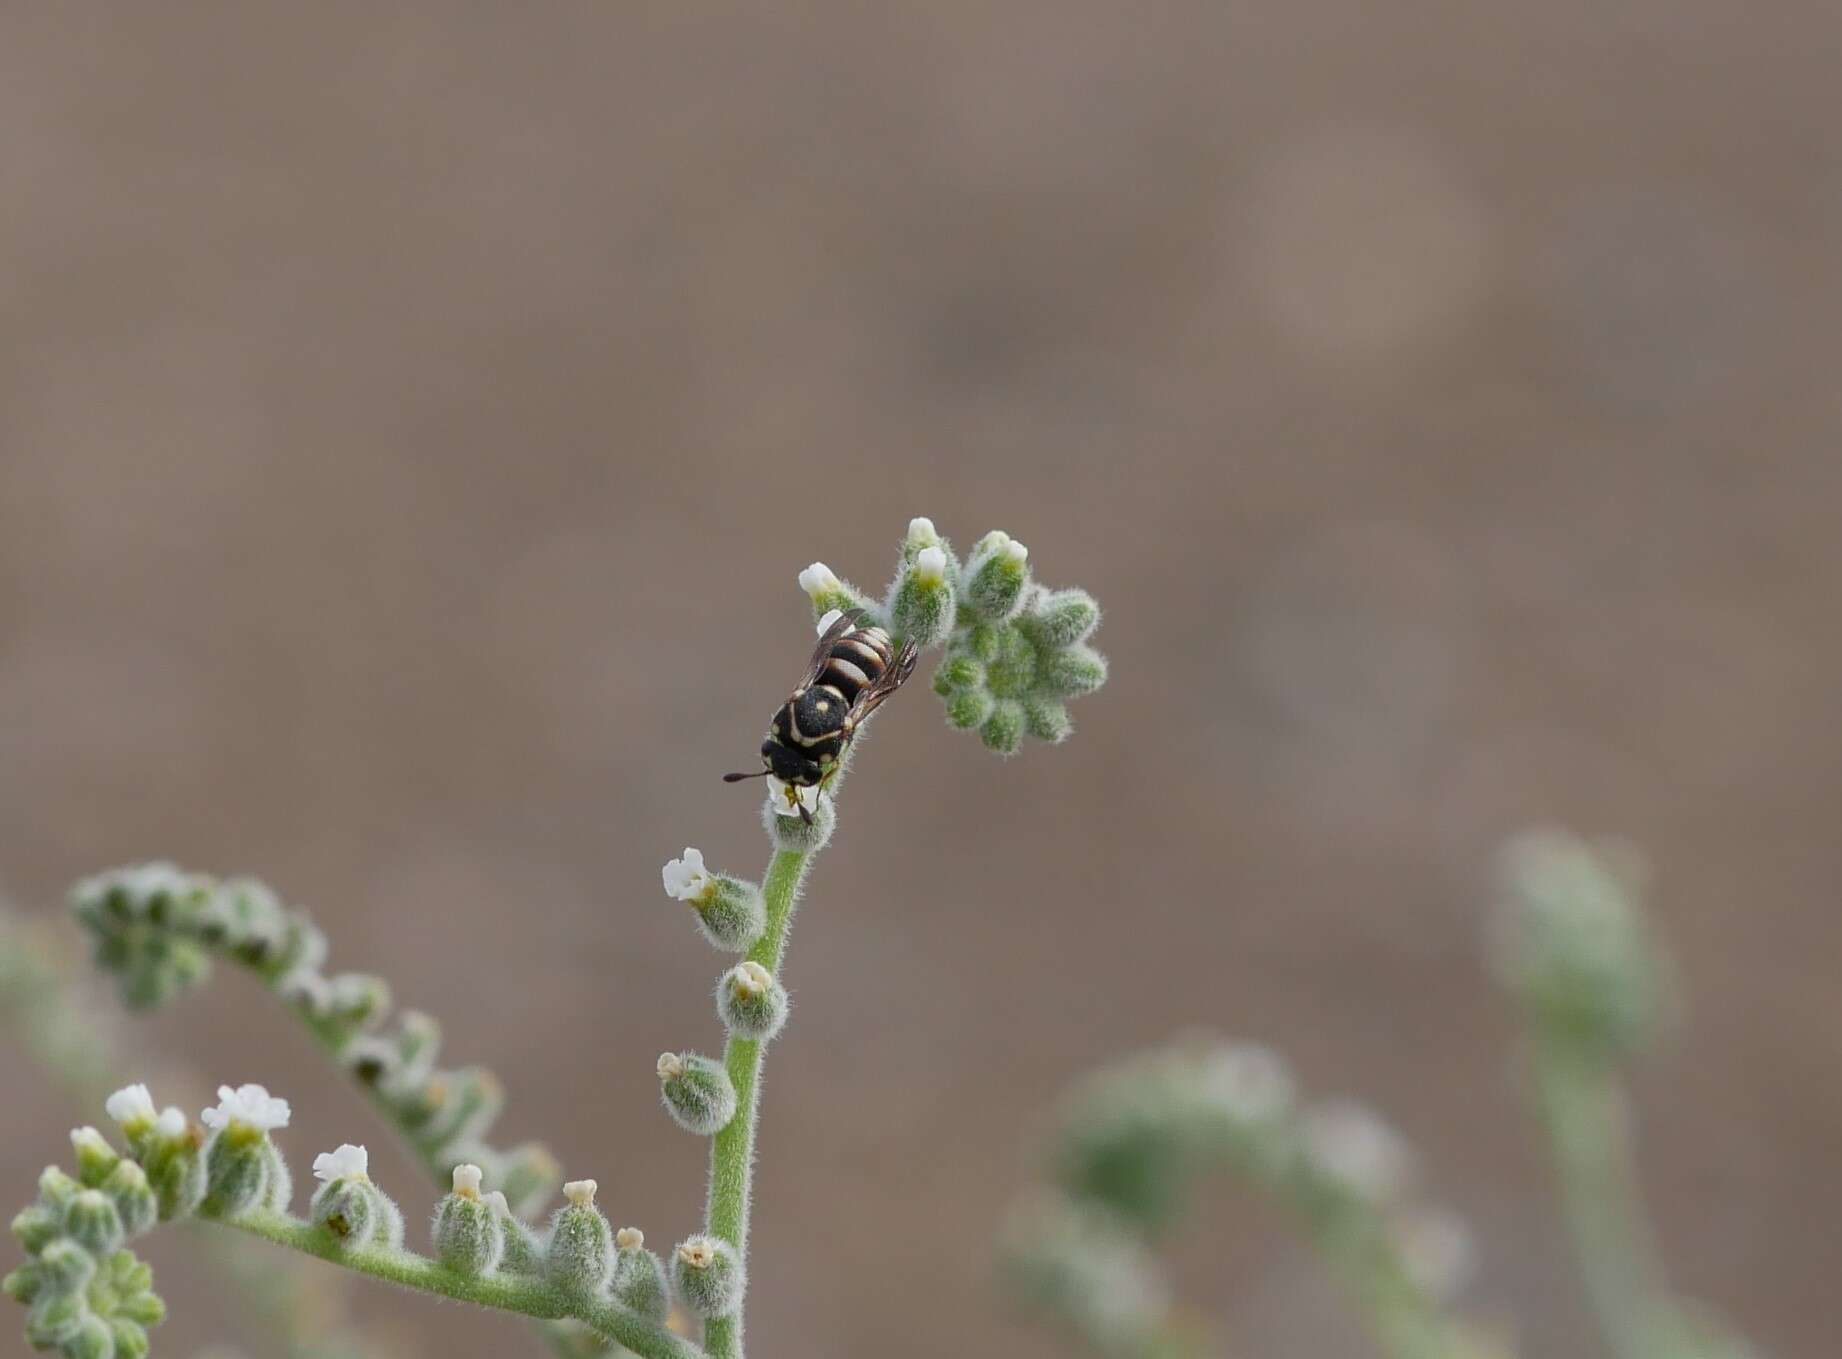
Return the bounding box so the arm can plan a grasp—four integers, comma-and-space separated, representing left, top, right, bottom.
723, 770, 770, 783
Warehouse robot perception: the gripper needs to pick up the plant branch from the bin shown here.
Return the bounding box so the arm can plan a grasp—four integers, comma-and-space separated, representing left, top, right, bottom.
210, 1209, 703, 1359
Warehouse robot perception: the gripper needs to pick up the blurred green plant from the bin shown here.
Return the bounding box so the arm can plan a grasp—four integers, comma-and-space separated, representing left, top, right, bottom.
1005, 830, 1759, 1359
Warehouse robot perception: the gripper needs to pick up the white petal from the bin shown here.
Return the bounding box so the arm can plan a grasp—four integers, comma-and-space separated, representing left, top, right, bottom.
563, 1178, 597, 1206
312, 1144, 369, 1183
906, 516, 937, 545
1003, 538, 1028, 564
797, 562, 840, 597
815, 608, 844, 636
153, 1107, 187, 1139
914, 546, 948, 585
105, 1084, 156, 1125
765, 775, 822, 819
452, 1163, 483, 1196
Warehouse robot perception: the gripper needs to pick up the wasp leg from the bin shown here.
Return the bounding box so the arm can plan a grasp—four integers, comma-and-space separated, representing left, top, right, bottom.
798, 800, 813, 826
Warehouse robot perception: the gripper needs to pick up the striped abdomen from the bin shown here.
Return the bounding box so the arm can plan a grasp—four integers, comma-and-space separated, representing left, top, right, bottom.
777, 625, 898, 758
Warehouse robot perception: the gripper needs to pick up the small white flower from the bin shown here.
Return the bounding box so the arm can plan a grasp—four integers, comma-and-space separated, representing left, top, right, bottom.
451, 1163, 483, 1198
106, 1084, 156, 1127
906, 516, 938, 547
1002, 537, 1028, 564
815, 608, 845, 636
152, 1106, 187, 1138
563, 1178, 598, 1207
913, 545, 948, 586
1195, 1043, 1293, 1124
662, 848, 713, 903
201, 1083, 291, 1134
616, 1226, 645, 1250
797, 562, 840, 599
1301, 1099, 1410, 1202
729, 961, 773, 998
766, 775, 822, 819
656, 1052, 686, 1080
312, 1144, 369, 1184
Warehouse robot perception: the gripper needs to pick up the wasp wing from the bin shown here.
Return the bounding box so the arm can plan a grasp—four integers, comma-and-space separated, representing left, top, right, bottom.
841, 638, 920, 733
797, 607, 867, 689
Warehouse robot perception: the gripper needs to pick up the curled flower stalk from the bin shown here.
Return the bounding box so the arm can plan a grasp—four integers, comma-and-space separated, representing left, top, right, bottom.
10, 515, 1107, 1359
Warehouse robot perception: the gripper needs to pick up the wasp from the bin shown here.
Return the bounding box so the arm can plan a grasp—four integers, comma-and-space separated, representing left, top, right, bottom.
724, 608, 919, 821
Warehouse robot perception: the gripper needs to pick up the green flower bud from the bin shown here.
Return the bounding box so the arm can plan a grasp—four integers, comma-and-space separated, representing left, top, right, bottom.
484, 1192, 542, 1274
24, 1292, 85, 1348
1019, 588, 1100, 650
433, 1165, 504, 1277
388, 1011, 443, 1090
662, 852, 771, 954
419, 1067, 504, 1152
60, 1311, 114, 1359
1021, 695, 1072, 743
1492, 830, 1671, 1057
981, 625, 1039, 698
33, 1239, 95, 1298
657, 1053, 738, 1135
962, 531, 1031, 621
797, 562, 878, 622
2, 1265, 39, 1305
498, 1144, 562, 1220
671, 1236, 745, 1319
931, 652, 985, 696
102, 1248, 152, 1298
108, 1318, 150, 1359
39, 1167, 82, 1211
544, 1181, 613, 1298
112, 1271, 163, 1327
326, 971, 392, 1028
763, 795, 835, 852
980, 700, 1025, 755
201, 1128, 269, 1219
341, 1036, 399, 1088
141, 1129, 206, 1221
69, 1129, 121, 1188
64, 1190, 124, 1255
944, 686, 995, 731
13, 1204, 60, 1253
261, 1141, 293, 1213
1039, 643, 1108, 698
716, 961, 790, 1042
100, 1162, 157, 1239
610, 1228, 669, 1322
886, 541, 957, 650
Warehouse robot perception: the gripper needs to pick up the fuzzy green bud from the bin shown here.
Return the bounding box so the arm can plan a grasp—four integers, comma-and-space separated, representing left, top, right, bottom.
33, 1239, 95, 1298
1039, 643, 1108, 698
944, 686, 995, 731
63, 1190, 124, 1255
1493, 831, 1670, 1057
931, 652, 985, 696
797, 561, 877, 621
69, 1129, 121, 1188
484, 1192, 542, 1274
100, 1161, 157, 1239
61, 1312, 114, 1359
886, 541, 957, 649
109, 1318, 150, 1359
981, 700, 1025, 755
671, 1235, 745, 1319
962, 531, 1031, 621
763, 795, 835, 852
544, 1180, 613, 1298
432, 1164, 504, 1277
1022, 696, 1072, 744
2, 1265, 38, 1305
24, 1292, 85, 1348
499, 1144, 563, 1220
38, 1167, 82, 1211
141, 1130, 206, 1221
389, 1010, 443, 1089
201, 1128, 269, 1219
326, 971, 391, 1028
657, 1052, 738, 1135
1019, 588, 1100, 649
611, 1228, 670, 1322
13, 1205, 60, 1254
261, 1141, 292, 1213
716, 961, 790, 1042
420, 1067, 504, 1152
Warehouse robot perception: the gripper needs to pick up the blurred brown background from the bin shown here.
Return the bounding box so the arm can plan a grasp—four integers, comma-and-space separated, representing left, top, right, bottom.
2, 3, 1839, 1357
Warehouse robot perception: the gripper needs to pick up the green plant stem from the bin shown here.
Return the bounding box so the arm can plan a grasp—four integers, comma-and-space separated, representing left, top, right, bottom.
1531, 1040, 1665, 1359
211, 1209, 703, 1359
701, 836, 821, 1358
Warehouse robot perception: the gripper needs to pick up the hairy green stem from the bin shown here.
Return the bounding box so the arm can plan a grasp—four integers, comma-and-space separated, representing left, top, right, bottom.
701, 837, 821, 1358
1532, 1041, 1666, 1359
209, 1209, 703, 1359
